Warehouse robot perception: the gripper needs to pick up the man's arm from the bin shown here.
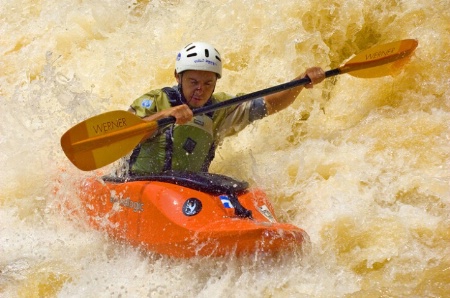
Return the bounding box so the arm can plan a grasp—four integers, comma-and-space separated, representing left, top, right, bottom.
263, 67, 325, 115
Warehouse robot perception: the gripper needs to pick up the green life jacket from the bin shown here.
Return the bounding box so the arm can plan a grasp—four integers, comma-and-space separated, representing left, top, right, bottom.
129, 87, 216, 175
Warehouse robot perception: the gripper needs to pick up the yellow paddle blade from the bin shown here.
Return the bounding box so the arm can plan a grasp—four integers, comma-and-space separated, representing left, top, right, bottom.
342, 39, 418, 78
61, 110, 158, 171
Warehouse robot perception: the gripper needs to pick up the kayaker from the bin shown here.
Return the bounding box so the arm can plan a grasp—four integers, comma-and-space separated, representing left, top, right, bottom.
127, 42, 325, 175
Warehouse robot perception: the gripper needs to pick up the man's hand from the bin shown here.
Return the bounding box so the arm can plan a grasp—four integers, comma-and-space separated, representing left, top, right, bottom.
143, 104, 193, 125
303, 67, 326, 89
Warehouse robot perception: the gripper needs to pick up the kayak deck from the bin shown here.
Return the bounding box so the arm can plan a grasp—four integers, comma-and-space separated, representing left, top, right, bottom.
78, 171, 308, 258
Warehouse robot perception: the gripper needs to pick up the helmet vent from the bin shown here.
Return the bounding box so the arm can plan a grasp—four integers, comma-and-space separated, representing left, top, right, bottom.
175, 42, 222, 78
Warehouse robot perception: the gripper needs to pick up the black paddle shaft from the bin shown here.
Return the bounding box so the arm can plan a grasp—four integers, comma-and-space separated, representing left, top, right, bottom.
157, 68, 340, 127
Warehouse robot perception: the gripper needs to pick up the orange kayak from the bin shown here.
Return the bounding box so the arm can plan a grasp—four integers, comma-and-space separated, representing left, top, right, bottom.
78, 171, 309, 258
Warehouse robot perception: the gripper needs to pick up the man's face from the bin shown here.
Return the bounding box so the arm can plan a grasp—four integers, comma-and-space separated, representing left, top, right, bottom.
176, 70, 218, 108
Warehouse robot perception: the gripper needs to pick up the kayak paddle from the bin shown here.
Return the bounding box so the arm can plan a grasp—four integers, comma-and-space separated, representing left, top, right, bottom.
61, 39, 418, 171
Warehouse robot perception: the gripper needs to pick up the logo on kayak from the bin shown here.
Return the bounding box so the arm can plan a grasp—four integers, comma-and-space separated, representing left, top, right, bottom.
258, 205, 276, 223
219, 195, 233, 208
110, 195, 144, 212
182, 198, 202, 216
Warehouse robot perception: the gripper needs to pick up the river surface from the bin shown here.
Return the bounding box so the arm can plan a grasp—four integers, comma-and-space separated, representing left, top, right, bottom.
1, 0, 449, 297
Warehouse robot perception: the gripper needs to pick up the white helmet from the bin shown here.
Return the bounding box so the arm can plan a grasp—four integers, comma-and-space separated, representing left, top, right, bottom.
175, 42, 222, 78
